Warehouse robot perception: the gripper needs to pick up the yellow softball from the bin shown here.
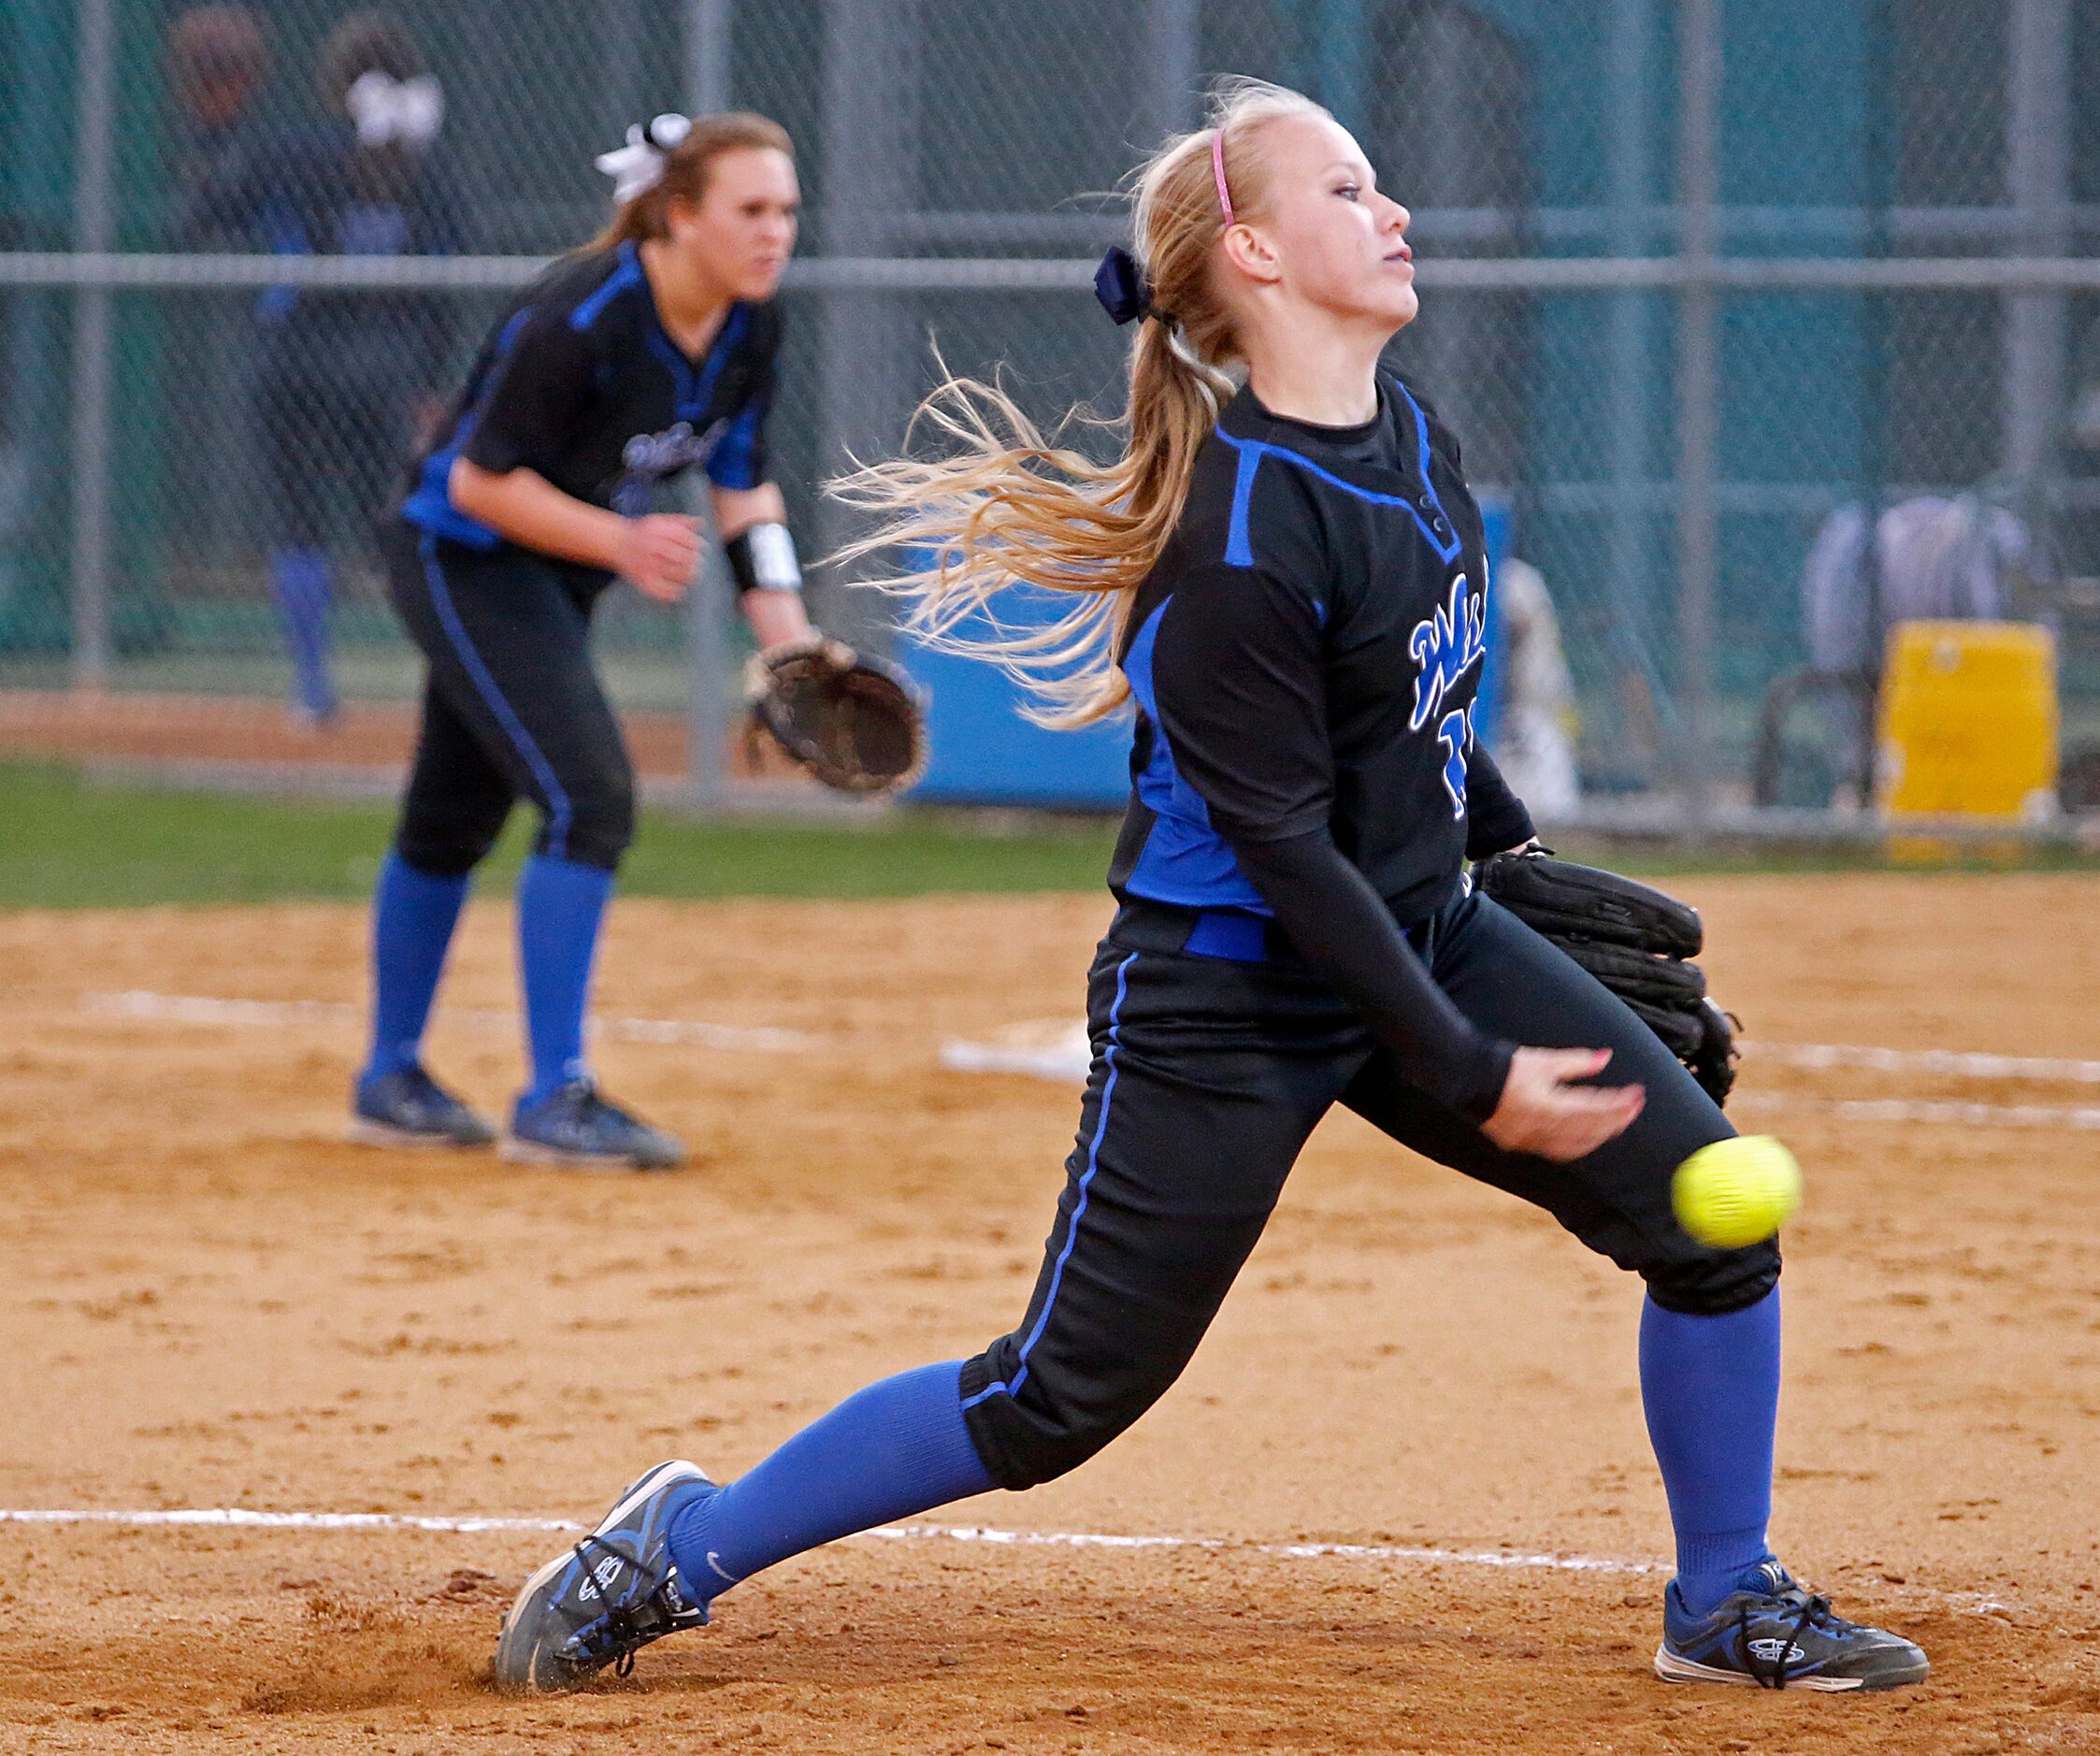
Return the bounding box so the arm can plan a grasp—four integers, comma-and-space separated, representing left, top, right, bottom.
1672, 1136, 1803, 1249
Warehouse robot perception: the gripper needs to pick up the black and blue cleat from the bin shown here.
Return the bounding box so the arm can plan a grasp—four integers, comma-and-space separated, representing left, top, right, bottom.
503, 1079, 683, 1171
494, 1460, 719, 1693
351, 1065, 496, 1149
1655, 1561, 1930, 1691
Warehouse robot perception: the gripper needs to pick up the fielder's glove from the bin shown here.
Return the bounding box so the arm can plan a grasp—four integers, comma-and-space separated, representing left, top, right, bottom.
1473, 848, 1740, 1107
743, 637, 928, 797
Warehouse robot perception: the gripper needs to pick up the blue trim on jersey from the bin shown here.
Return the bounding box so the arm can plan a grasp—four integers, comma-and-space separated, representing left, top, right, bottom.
1214, 429, 1462, 569
1224, 440, 1262, 567
401, 307, 533, 547
961, 949, 1140, 1413
417, 533, 574, 856
568, 243, 644, 333
1393, 380, 1458, 547
1183, 909, 1270, 961
1118, 597, 1269, 913
705, 394, 767, 490
642, 299, 750, 423
691, 303, 749, 417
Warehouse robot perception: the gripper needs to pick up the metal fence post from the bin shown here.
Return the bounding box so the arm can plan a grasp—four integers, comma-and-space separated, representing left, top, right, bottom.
683, 0, 733, 804
1314, 0, 1371, 135
2005, 0, 2071, 499
1139, 0, 1200, 143
1674, 0, 1721, 826
816, 0, 918, 652
68, 0, 117, 692
684, 0, 731, 113
1604, 0, 1670, 774
1852, 0, 1895, 804
599, 0, 648, 151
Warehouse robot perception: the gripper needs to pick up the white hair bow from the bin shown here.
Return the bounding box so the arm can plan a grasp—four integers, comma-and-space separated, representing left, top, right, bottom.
345, 71, 444, 149
594, 114, 693, 204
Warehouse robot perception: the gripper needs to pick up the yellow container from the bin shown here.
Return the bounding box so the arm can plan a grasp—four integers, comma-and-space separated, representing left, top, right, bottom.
1876, 620, 2057, 859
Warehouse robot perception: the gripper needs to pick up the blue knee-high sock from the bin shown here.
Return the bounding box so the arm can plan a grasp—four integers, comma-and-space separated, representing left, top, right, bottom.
269, 545, 337, 722
362, 851, 470, 1083
667, 1360, 995, 1604
1640, 1288, 1782, 1617
516, 853, 613, 1103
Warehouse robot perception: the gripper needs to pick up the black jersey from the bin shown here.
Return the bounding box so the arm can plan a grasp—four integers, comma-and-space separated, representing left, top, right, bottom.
1109, 372, 1532, 928
181, 122, 465, 396
400, 240, 778, 583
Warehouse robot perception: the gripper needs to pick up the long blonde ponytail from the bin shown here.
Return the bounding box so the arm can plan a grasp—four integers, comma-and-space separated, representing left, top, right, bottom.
828, 79, 1327, 727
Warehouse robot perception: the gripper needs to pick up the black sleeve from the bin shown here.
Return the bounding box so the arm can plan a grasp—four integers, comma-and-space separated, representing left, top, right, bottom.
1464, 739, 1535, 859
1147, 562, 1334, 843
460, 309, 597, 478
1149, 567, 1514, 1121
1233, 829, 1514, 1120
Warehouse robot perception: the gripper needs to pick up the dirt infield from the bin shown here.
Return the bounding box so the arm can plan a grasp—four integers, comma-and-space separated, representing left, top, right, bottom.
2, 877, 2097, 1753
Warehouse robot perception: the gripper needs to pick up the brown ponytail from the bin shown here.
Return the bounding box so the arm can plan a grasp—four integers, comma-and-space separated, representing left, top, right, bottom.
589, 111, 793, 252
827, 79, 1327, 727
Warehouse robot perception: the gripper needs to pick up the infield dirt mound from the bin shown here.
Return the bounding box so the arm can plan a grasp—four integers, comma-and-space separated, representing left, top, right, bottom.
1, 877, 2095, 1752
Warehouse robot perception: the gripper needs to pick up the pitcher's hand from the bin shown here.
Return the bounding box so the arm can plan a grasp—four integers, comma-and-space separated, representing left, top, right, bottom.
1481, 1046, 1645, 1161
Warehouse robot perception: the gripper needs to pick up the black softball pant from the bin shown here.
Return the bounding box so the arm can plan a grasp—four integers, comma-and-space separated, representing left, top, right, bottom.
959, 886, 1780, 1492
381, 519, 635, 875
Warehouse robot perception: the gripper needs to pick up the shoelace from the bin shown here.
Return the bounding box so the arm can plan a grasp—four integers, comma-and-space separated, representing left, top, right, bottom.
1735, 1589, 1835, 1690
558, 1532, 687, 1677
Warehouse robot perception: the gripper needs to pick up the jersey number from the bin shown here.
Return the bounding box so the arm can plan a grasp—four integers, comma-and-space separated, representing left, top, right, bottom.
1435, 704, 1474, 818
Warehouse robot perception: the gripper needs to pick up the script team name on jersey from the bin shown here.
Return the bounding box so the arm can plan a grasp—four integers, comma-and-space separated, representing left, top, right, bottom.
1408, 569, 1489, 817
612, 418, 730, 513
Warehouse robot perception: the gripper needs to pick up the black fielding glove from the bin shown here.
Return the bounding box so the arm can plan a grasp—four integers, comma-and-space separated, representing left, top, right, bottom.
743, 638, 928, 797
1474, 849, 1740, 1107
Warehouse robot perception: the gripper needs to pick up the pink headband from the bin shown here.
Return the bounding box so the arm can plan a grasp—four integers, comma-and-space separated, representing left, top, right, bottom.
1211, 129, 1234, 226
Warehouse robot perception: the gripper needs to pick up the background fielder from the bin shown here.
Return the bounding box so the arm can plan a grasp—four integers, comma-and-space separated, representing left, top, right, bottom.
353, 111, 818, 1169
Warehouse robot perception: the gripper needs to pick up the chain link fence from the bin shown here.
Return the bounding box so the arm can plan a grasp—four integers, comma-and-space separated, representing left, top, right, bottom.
4, 0, 2100, 823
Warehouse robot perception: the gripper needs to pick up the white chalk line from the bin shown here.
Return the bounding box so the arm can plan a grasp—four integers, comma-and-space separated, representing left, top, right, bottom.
69, 991, 2100, 1132
1734, 1090, 2100, 1131
72, 992, 2100, 1088
0, 1504, 1658, 1576
939, 1016, 2100, 1092
78, 989, 813, 1055
0, 1506, 2030, 1618
0, 1506, 580, 1535
940, 1025, 2100, 1135
1748, 1040, 2100, 1087
864, 1524, 1660, 1575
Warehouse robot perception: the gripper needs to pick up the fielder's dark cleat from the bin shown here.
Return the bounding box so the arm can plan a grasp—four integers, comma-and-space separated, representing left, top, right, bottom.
494, 1460, 718, 1694
350, 1065, 496, 1149
503, 1079, 683, 1171
1655, 1561, 1930, 1692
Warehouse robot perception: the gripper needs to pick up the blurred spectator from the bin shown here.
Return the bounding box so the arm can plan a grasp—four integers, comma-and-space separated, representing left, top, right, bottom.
1803, 496, 2029, 676
166, 6, 271, 249
1800, 495, 2032, 795
180, 11, 465, 727
1489, 557, 1582, 819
